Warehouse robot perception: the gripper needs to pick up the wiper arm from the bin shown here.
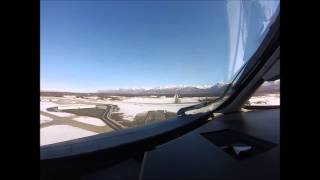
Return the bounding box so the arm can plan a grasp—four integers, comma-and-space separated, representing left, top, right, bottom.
177, 94, 227, 116
177, 102, 210, 116
177, 62, 249, 116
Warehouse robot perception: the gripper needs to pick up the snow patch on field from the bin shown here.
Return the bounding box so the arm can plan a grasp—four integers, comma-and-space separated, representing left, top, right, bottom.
110, 101, 195, 121
122, 97, 200, 104
58, 104, 96, 110
40, 125, 97, 146
40, 101, 75, 117
40, 115, 53, 124
249, 94, 280, 105
94, 97, 202, 121
73, 116, 106, 126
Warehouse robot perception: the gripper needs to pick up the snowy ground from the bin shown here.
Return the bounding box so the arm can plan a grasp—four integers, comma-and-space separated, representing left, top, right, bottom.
40, 100, 108, 146
249, 94, 280, 105
103, 97, 201, 121
121, 96, 200, 104
40, 125, 98, 146
40, 115, 53, 124
40, 101, 75, 117
111, 102, 191, 121
40, 94, 280, 146
57, 104, 96, 110
40, 96, 203, 122
73, 116, 106, 126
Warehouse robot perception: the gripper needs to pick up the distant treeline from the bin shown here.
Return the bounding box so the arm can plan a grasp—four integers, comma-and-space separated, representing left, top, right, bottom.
40, 91, 92, 97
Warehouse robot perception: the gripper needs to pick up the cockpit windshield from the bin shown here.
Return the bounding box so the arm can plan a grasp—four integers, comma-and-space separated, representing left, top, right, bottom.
40, 0, 279, 146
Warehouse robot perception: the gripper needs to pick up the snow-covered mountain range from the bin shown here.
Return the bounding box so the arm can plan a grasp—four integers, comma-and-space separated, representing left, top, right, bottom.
41, 80, 279, 96
97, 82, 228, 95
97, 80, 279, 95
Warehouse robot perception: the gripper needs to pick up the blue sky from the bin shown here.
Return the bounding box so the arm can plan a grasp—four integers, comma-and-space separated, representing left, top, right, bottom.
41, 0, 231, 92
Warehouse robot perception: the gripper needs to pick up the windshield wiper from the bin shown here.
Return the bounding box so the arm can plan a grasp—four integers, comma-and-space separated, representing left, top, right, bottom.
177, 101, 211, 116
177, 62, 248, 116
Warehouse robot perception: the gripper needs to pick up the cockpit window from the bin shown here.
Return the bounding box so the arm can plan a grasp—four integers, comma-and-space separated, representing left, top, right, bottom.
40, 0, 279, 146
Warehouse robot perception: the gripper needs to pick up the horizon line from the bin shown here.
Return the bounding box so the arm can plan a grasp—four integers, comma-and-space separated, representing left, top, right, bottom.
40, 83, 226, 93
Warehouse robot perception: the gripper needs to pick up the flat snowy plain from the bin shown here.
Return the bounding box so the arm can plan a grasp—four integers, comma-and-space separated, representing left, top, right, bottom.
40, 125, 98, 146
40, 101, 75, 117
40, 100, 106, 145
103, 97, 200, 121
249, 94, 280, 105
40, 94, 279, 146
